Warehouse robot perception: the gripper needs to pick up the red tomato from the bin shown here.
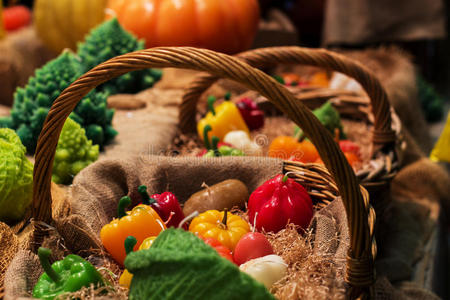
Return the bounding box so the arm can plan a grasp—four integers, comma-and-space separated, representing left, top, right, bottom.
201, 236, 235, 264
339, 140, 360, 156
3, 5, 31, 31
233, 232, 274, 265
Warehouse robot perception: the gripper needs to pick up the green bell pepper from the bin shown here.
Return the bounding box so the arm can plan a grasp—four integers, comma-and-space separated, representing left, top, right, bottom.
294, 101, 346, 140
32, 247, 105, 300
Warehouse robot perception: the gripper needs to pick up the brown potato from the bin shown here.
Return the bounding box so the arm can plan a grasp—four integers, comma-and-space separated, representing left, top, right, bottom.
183, 179, 249, 216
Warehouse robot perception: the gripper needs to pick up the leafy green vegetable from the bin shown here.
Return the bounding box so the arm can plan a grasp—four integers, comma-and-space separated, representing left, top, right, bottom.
52, 118, 99, 185
77, 18, 162, 95
0, 51, 117, 153
294, 101, 345, 139
0, 128, 33, 222
125, 228, 274, 300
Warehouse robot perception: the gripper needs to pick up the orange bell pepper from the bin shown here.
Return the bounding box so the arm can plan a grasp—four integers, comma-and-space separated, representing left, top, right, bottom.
197, 96, 249, 142
315, 152, 361, 168
100, 196, 166, 266
309, 71, 330, 88
268, 136, 319, 163
189, 209, 250, 252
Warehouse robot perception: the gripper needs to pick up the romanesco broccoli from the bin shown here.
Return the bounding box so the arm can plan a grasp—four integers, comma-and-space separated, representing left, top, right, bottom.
77, 18, 162, 95
0, 51, 117, 153
0, 128, 33, 223
52, 118, 99, 184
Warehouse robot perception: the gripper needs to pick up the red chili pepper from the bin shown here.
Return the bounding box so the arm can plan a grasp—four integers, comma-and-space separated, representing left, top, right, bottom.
200, 236, 235, 264
236, 97, 265, 130
248, 174, 313, 233
138, 185, 186, 229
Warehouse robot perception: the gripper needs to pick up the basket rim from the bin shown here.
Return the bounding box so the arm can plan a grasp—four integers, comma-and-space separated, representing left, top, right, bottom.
178, 46, 401, 190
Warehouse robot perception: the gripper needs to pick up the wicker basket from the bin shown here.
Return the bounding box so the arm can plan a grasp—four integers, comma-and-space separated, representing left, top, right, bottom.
179, 46, 402, 194
29, 47, 375, 298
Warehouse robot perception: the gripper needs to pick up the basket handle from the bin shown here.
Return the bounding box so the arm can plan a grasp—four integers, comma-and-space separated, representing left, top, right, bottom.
179, 46, 396, 149
32, 47, 374, 297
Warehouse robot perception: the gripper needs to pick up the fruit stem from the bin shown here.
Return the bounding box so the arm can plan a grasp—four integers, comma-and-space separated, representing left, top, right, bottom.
118, 196, 131, 218
138, 185, 157, 205
222, 208, 228, 227
208, 96, 216, 116
124, 236, 137, 255
38, 248, 61, 283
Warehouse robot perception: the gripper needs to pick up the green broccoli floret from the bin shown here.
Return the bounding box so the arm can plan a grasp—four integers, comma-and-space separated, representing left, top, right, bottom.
77, 18, 162, 95
0, 128, 33, 223
0, 51, 117, 153
53, 118, 99, 185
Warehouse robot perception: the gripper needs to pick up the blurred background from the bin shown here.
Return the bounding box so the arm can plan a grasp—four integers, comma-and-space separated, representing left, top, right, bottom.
258, 0, 450, 142
3, 0, 448, 135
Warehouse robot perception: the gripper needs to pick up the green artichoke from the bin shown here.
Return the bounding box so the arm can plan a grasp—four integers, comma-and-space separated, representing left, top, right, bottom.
77, 18, 162, 95
52, 118, 99, 185
0, 128, 33, 223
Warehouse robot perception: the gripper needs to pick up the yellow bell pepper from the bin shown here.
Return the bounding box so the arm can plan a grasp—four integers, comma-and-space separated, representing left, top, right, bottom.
197, 96, 249, 142
119, 236, 157, 288
189, 209, 250, 251
430, 112, 450, 163
138, 236, 157, 250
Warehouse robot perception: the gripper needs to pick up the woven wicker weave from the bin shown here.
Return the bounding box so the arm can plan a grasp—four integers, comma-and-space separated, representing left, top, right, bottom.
31, 47, 375, 298
179, 46, 402, 193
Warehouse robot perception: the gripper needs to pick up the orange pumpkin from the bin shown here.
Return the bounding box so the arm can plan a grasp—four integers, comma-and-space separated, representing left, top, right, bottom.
105, 0, 260, 54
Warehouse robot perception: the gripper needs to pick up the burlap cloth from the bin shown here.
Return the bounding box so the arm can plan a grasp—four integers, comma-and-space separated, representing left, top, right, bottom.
372, 158, 450, 300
